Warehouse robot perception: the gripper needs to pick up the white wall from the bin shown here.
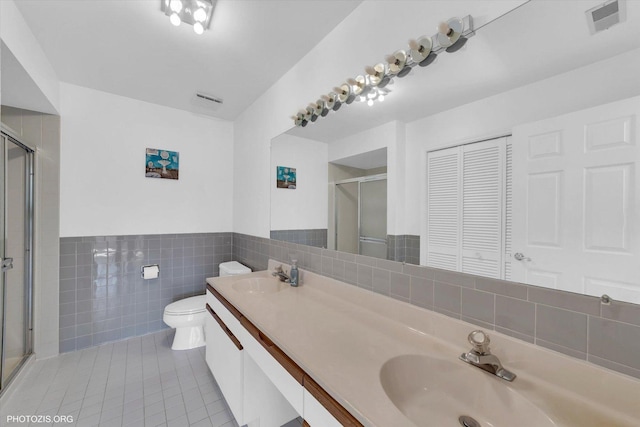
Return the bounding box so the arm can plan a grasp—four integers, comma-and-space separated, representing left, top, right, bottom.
270, 134, 328, 230
328, 122, 394, 162
232, 1, 526, 238
404, 48, 640, 235
60, 83, 234, 237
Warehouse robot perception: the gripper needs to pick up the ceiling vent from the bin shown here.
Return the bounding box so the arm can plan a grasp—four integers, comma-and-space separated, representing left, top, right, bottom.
196, 92, 222, 105
586, 0, 625, 34
191, 92, 223, 114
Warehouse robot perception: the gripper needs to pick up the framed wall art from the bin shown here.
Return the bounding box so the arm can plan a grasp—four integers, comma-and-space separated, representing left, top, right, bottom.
276, 166, 296, 189
146, 148, 179, 180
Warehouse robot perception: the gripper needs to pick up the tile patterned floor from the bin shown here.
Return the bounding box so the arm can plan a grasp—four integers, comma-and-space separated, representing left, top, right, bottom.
0, 330, 239, 427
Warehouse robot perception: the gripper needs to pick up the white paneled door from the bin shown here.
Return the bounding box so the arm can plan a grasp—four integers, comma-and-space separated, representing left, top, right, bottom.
511, 96, 640, 302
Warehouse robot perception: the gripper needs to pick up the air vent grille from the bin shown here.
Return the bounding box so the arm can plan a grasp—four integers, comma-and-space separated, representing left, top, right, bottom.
586, 0, 625, 34
196, 93, 223, 104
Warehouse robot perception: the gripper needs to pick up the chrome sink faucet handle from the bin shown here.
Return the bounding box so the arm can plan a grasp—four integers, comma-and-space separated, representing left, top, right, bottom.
272, 265, 290, 283
468, 330, 490, 354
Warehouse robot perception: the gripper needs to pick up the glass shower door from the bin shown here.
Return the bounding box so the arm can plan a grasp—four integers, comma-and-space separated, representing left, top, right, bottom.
0, 132, 33, 392
335, 181, 359, 254
359, 178, 387, 259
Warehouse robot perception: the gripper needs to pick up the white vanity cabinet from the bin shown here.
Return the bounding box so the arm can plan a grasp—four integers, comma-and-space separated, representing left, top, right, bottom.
205, 286, 299, 427
204, 304, 244, 423
240, 316, 305, 415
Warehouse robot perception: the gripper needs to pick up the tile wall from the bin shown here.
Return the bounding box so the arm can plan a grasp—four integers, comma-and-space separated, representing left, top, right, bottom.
58, 233, 232, 353
269, 229, 327, 248
268, 231, 419, 263
387, 235, 420, 265
232, 233, 640, 379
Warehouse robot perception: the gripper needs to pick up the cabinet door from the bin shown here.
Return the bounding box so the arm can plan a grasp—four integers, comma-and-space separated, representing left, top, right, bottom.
303, 389, 342, 427
240, 319, 304, 415
205, 310, 244, 424
243, 352, 300, 426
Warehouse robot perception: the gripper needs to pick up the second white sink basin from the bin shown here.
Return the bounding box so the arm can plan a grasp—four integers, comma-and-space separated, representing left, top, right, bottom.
380, 354, 556, 427
232, 277, 288, 294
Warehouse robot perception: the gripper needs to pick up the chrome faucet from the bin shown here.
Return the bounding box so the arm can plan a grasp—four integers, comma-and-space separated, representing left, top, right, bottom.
459, 330, 516, 382
272, 265, 291, 283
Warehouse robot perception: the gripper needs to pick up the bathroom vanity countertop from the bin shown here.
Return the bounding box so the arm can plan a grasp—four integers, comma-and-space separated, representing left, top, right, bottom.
207, 262, 640, 427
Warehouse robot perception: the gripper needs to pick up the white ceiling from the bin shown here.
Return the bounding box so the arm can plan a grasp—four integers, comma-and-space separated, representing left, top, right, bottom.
13, 0, 362, 120
9, 0, 640, 129
287, 0, 640, 142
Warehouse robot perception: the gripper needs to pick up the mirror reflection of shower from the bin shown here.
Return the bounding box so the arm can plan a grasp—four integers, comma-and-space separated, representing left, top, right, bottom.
329, 148, 387, 259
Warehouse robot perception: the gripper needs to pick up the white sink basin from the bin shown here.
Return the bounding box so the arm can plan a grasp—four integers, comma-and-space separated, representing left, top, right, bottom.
380, 354, 556, 427
232, 277, 288, 294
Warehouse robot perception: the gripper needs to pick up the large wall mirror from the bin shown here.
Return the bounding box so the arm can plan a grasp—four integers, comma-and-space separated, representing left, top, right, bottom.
270, 0, 640, 304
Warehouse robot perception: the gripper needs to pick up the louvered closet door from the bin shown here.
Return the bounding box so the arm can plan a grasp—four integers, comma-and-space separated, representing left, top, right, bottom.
426, 139, 506, 278
426, 148, 460, 271
461, 139, 505, 278
504, 141, 513, 281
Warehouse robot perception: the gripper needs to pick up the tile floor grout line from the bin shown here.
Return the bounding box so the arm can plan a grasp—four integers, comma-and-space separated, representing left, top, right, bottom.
2, 330, 240, 427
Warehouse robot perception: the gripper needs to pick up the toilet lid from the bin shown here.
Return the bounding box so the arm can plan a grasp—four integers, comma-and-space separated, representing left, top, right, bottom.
165, 295, 206, 315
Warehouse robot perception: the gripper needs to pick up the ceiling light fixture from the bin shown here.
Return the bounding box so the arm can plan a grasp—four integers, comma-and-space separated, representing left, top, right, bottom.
161, 0, 216, 35
292, 15, 474, 126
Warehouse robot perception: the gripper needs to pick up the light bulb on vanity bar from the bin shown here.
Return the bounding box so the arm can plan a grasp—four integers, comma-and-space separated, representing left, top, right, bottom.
194, 7, 207, 22
170, 0, 183, 13
170, 13, 181, 26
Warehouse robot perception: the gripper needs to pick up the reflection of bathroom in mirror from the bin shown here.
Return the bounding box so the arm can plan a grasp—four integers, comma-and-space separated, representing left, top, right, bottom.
270, 133, 328, 248
270, 0, 640, 304
270, 133, 390, 260
329, 148, 387, 259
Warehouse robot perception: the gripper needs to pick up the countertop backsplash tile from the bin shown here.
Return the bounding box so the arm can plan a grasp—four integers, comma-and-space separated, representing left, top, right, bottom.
232, 232, 640, 380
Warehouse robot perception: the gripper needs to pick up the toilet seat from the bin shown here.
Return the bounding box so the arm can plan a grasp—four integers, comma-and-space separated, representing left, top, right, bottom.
164, 295, 206, 315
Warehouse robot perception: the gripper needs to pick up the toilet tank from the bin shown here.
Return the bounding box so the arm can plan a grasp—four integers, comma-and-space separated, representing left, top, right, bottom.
219, 261, 251, 277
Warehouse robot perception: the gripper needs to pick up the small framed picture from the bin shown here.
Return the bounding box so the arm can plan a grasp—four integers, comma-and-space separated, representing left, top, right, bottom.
276, 166, 296, 189
146, 148, 179, 180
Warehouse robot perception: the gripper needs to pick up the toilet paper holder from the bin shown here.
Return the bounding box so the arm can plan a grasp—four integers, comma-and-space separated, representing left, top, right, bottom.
141, 264, 160, 280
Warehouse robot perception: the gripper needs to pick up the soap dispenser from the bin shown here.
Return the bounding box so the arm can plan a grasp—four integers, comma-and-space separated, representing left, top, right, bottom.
290, 259, 299, 287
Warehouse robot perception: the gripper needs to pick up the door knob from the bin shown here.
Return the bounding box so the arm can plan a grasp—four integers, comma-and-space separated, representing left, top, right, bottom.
513, 252, 531, 261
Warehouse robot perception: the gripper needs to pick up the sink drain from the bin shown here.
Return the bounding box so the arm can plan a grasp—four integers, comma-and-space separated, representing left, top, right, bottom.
459, 415, 481, 427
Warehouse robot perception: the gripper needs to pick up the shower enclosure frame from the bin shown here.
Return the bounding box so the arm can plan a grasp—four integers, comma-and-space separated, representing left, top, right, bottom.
0, 127, 35, 395
333, 173, 387, 256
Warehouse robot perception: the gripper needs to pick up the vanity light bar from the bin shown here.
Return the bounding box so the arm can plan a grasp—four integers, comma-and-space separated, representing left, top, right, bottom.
291, 15, 475, 127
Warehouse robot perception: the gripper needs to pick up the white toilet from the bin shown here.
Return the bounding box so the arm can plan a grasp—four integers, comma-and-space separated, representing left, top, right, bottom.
219, 260, 252, 277
163, 261, 251, 350
163, 295, 207, 350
